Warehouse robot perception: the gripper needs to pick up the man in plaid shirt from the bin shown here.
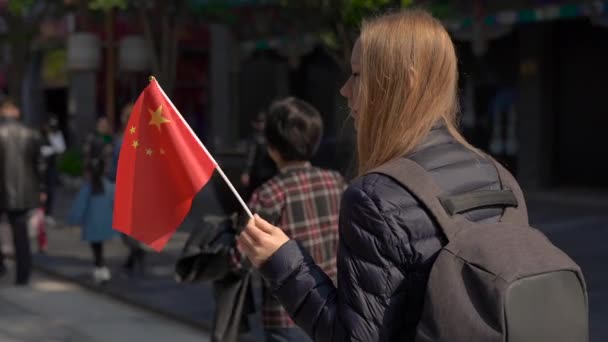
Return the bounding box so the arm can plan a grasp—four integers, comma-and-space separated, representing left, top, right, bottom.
235, 97, 346, 342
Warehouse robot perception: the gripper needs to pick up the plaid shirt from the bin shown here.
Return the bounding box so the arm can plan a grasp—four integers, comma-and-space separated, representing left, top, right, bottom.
239, 162, 346, 328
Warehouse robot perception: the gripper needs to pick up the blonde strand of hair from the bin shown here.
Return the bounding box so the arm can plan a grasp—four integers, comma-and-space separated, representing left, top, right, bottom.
356, 9, 473, 175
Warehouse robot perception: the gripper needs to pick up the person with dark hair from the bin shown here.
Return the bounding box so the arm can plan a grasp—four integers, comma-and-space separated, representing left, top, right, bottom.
83, 117, 114, 180
240, 111, 277, 200
0, 98, 45, 285
40, 114, 66, 222
68, 157, 117, 283
108, 102, 133, 183
69, 116, 117, 283
109, 102, 148, 275
232, 97, 346, 342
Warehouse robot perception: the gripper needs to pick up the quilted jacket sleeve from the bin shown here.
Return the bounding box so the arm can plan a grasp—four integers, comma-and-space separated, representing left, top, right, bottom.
259, 182, 407, 341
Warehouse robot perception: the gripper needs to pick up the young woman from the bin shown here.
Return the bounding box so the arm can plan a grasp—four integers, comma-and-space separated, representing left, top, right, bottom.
237, 9, 517, 341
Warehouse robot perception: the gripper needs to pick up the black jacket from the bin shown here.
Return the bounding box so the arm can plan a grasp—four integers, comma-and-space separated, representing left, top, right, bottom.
0, 118, 45, 211
83, 132, 113, 172
176, 218, 255, 342
244, 134, 277, 198
258, 127, 505, 341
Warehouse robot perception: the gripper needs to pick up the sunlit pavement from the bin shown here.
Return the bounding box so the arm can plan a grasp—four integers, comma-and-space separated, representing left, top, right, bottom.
0, 267, 210, 342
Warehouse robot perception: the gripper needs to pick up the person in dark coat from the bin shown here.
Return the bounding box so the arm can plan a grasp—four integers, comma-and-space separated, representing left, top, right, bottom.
83, 116, 113, 179
109, 102, 148, 275
40, 114, 66, 220
0, 98, 45, 285
237, 9, 521, 341
240, 111, 277, 200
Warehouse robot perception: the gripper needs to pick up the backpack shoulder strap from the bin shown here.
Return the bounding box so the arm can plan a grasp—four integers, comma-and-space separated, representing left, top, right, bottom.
437, 155, 529, 226
489, 159, 529, 225
439, 189, 518, 215
368, 158, 466, 241
368, 157, 530, 241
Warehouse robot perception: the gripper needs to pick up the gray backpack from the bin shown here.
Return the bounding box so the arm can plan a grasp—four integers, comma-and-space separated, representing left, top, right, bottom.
373, 158, 588, 342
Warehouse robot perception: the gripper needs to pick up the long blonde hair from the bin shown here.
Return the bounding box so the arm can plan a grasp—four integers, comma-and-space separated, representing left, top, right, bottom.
357, 9, 473, 175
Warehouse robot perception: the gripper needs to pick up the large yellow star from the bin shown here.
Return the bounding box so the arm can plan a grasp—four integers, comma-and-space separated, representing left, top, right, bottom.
149, 105, 171, 131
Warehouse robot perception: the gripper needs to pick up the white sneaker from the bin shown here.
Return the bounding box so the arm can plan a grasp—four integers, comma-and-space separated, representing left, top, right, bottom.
93, 267, 112, 283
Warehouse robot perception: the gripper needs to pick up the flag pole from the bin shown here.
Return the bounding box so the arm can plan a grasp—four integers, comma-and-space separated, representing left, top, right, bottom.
151, 76, 254, 219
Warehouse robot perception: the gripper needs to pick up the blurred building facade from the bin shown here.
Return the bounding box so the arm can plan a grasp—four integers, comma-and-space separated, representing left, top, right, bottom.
444, 0, 608, 189
1, 0, 607, 189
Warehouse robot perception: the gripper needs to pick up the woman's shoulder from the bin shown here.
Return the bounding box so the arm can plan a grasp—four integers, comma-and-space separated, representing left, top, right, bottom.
344, 172, 419, 214
341, 170, 437, 260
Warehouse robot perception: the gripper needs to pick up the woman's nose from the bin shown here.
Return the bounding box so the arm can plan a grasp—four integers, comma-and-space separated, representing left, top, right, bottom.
340, 78, 351, 98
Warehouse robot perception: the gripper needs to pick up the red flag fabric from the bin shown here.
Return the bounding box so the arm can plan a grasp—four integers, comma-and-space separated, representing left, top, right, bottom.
113, 78, 216, 251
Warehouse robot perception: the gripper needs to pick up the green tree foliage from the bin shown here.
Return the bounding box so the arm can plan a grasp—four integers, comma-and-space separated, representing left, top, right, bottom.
280, 0, 414, 71
88, 0, 128, 11
2, 0, 64, 104
8, 0, 36, 16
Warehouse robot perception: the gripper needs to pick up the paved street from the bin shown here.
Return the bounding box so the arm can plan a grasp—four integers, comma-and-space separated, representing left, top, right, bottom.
0, 267, 209, 342
2, 181, 264, 341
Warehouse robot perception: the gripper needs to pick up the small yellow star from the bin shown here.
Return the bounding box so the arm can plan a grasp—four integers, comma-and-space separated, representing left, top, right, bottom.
132, 140, 139, 149
146, 148, 153, 156
149, 105, 171, 131
129, 126, 136, 134
160, 148, 165, 155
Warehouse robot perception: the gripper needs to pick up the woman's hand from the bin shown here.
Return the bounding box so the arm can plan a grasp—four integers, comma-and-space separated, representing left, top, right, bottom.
238, 214, 290, 268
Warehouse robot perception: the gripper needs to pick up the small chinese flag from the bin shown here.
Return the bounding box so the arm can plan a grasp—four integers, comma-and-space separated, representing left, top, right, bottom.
113, 78, 216, 251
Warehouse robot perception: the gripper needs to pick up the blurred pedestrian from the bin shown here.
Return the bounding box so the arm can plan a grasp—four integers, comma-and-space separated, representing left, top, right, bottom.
240, 111, 277, 200
68, 157, 117, 283
40, 114, 66, 223
0, 98, 45, 285
233, 98, 346, 342
108, 103, 133, 183
67, 116, 117, 283
83, 117, 113, 179
108, 102, 148, 275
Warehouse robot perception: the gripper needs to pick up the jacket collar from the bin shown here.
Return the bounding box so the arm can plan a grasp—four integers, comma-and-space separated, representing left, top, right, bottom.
280, 162, 311, 174
408, 124, 454, 157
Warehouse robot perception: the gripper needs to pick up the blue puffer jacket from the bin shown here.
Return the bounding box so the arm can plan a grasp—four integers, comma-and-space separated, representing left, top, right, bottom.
259, 126, 505, 341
